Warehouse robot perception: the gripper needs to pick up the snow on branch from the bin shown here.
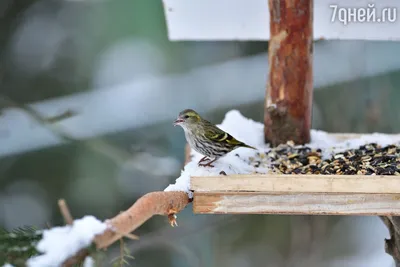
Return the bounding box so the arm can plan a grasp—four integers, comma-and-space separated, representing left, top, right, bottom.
23, 192, 189, 266
27, 216, 106, 267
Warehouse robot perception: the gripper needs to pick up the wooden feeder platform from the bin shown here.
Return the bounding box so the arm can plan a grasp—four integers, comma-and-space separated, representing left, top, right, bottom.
188, 133, 400, 216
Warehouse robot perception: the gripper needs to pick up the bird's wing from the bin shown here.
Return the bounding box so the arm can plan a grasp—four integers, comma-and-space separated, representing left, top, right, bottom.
204, 125, 254, 148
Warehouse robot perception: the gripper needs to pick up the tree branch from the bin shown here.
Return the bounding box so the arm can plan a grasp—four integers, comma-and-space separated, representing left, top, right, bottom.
0, 94, 138, 165
61, 191, 190, 267
0, 94, 77, 142
380, 216, 400, 266
95, 191, 189, 248
58, 199, 74, 225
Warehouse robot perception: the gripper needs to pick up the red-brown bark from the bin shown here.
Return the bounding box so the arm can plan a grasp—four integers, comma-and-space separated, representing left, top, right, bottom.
265, 0, 313, 146
62, 191, 190, 266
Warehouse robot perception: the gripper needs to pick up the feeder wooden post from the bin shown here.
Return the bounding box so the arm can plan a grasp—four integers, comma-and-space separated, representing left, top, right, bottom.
264, 0, 313, 146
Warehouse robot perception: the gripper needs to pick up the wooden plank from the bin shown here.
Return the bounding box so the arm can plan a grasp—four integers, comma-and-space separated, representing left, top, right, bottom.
163, 0, 400, 41
191, 175, 400, 194
193, 192, 400, 215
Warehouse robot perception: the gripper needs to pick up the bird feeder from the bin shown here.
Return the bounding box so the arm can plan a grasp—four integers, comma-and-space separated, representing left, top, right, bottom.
164, 0, 400, 215
162, 0, 400, 264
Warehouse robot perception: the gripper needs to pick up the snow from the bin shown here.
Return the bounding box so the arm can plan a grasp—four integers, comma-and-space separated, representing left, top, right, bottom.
83, 257, 95, 267
27, 216, 107, 267
307, 130, 400, 159
164, 109, 400, 197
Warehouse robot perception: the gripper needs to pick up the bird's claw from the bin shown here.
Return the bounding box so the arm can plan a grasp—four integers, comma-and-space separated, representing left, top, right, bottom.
198, 156, 209, 164
198, 158, 217, 168
198, 160, 214, 167
198, 163, 215, 168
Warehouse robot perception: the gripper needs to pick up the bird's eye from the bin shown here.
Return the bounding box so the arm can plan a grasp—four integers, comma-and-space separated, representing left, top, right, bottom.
183, 115, 189, 119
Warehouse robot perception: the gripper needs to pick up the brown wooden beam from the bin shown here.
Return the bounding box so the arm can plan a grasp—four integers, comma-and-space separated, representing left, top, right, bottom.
191, 174, 400, 194
193, 192, 400, 216
264, 0, 313, 146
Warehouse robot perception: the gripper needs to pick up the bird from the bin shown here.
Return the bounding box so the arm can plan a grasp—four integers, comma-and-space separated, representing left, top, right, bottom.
173, 109, 256, 167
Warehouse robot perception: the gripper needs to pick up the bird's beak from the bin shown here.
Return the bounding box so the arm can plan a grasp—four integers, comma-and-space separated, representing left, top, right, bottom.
173, 118, 184, 126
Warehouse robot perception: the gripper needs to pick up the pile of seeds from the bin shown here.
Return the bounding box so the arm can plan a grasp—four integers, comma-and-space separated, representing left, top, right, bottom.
248, 141, 400, 176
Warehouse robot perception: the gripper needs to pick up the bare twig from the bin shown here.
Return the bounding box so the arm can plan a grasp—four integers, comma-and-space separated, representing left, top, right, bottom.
112, 229, 139, 241
0, 94, 76, 142
45, 110, 77, 124
58, 199, 74, 225
0, 94, 134, 164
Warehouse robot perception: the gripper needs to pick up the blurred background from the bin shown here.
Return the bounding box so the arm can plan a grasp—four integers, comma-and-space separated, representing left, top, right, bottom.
0, 0, 400, 266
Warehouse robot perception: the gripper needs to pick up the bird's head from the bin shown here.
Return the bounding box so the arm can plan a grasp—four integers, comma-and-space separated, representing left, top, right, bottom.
173, 109, 201, 128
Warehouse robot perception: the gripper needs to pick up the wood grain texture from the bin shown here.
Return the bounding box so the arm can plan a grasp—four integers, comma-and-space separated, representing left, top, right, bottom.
264, 0, 313, 146
191, 174, 400, 194
193, 192, 400, 215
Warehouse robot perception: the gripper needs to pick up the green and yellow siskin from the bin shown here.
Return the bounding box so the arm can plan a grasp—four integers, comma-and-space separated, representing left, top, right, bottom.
173, 109, 256, 167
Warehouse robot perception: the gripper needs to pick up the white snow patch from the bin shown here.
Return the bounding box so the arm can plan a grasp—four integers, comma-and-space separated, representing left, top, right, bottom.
308, 130, 400, 159
164, 109, 400, 197
83, 256, 95, 267
27, 216, 107, 267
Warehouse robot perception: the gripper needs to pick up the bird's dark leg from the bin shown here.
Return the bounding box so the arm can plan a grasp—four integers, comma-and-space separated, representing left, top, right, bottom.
200, 158, 217, 168
198, 156, 209, 165
199, 156, 208, 163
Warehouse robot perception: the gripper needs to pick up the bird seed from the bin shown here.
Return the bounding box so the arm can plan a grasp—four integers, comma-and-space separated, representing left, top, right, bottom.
250, 142, 400, 176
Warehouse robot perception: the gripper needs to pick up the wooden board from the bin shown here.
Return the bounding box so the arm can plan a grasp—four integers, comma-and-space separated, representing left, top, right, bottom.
193, 192, 400, 215
191, 175, 400, 194
191, 175, 400, 215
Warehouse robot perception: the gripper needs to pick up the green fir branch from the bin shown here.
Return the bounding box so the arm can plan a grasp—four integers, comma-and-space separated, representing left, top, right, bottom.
0, 226, 42, 267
